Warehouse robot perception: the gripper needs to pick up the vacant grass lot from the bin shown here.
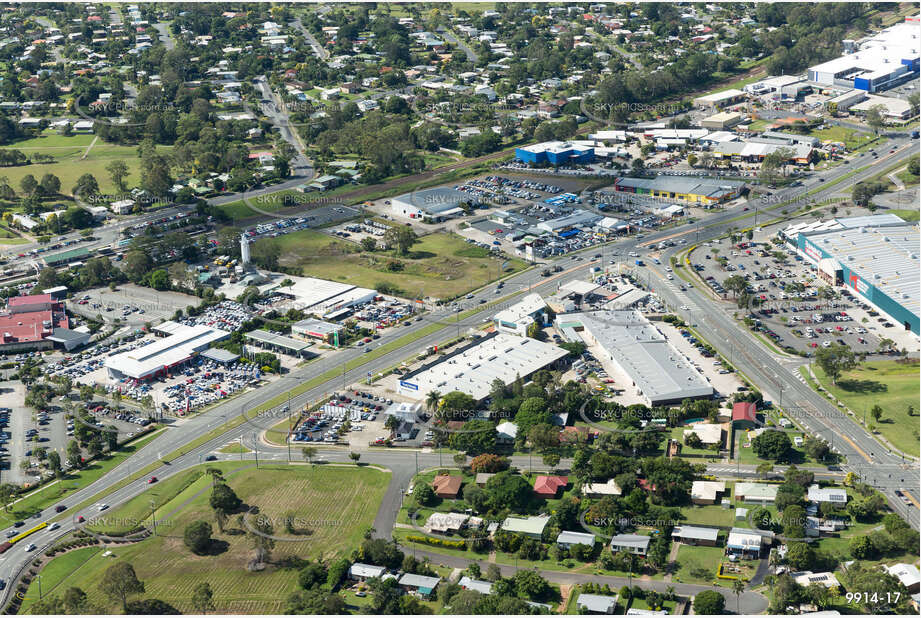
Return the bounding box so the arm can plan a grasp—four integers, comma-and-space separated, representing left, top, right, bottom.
271, 229, 527, 299
672, 544, 725, 585
811, 360, 920, 456
53, 463, 389, 613
0, 134, 170, 195
810, 126, 874, 150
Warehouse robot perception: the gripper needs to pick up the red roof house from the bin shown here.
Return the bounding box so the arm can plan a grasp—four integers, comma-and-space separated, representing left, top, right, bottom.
732, 401, 758, 428
432, 474, 463, 498
533, 475, 569, 497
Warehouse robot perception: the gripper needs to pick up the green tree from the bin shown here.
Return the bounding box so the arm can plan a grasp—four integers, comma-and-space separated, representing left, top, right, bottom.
99, 562, 145, 612
752, 430, 793, 461
183, 520, 213, 555
191, 582, 215, 614
383, 225, 418, 255
693, 590, 725, 615
814, 344, 857, 384
301, 446, 317, 464
106, 160, 130, 193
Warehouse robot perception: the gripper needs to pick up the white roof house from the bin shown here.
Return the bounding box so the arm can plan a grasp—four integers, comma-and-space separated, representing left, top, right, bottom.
582, 478, 622, 497
104, 323, 229, 380
735, 482, 779, 503
577, 594, 619, 614
807, 484, 848, 505
349, 563, 387, 579
793, 571, 841, 589
557, 531, 596, 547
457, 576, 493, 594
884, 563, 921, 591
426, 512, 469, 533
496, 421, 518, 442
691, 480, 726, 502
502, 515, 550, 538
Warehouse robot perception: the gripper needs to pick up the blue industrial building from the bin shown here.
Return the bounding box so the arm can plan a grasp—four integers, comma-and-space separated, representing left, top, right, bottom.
791, 221, 919, 335
515, 141, 595, 165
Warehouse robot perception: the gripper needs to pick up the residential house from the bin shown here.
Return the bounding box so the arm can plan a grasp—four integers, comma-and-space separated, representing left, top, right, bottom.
726, 527, 771, 559
732, 401, 758, 429
425, 512, 469, 534
501, 515, 550, 540
582, 478, 622, 498
691, 480, 726, 505
432, 474, 462, 499
884, 563, 921, 594
671, 525, 720, 547
533, 475, 568, 498
577, 593, 619, 614
348, 563, 386, 581
398, 573, 440, 597
793, 571, 841, 591
807, 484, 848, 506
609, 534, 650, 556
735, 482, 778, 504
457, 576, 493, 594
557, 530, 596, 549
475, 473, 495, 487
496, 421, 518, 444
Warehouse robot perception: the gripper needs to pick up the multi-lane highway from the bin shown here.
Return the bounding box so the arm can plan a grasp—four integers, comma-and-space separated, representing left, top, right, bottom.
0, 133, 917, 603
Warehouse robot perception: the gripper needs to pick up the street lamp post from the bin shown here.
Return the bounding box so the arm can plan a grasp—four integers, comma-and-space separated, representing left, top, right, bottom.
253, 432, 259, 468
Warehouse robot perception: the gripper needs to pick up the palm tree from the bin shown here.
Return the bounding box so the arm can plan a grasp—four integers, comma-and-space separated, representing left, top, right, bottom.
425, 390, 441, 413
206, 468, 224, 491
733, 578, 745, 614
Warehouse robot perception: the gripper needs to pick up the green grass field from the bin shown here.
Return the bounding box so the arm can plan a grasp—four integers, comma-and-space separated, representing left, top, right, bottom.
271, 229, 527, 299
672, 544, 725, 586
811, 360, 920, 456
49, 463, 390, 613
810, 126, 873, 150
21, 546, 103, 611
0, 135, 171, 195
679, 503, 734, 528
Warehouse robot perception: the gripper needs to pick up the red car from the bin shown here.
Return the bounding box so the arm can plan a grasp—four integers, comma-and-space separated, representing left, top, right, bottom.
76, 516, 85, 523
147, 476, 158, 484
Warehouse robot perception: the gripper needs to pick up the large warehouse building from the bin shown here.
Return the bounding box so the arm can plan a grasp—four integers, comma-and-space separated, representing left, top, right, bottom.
396, 332, 569, 401
0, 294, 89, 352
105, 322, 230, 381
390, 187, 476, 221
786, 215, 919, 334
611, 176, 745, 205
515, 141, 595, 165
278, 276, 377, 318
808, 20, 920, 92
556, 310, 714, 406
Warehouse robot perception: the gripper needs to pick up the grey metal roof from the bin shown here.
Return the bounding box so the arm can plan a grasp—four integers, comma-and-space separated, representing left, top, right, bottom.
557, 530, 596, 546
614, 176, 744, 199
609, 534, 651, 549
672, 525, 720, 542
243, 330, 312, 352
398, 573, 441, 589
578, 593, 619, 612
393, 187, 475, 215
200, 348, 240, 363
806, 224, 919, 317
557, 311, 713, 404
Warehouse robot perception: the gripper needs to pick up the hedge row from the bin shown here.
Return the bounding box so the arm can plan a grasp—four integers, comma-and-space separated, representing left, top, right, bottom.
406, 535, 467, 550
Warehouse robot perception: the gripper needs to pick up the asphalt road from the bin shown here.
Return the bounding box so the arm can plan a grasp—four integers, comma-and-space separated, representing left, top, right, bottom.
0, 135, 917, 601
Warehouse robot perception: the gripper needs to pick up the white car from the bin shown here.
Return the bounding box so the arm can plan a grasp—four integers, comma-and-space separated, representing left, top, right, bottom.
25, 544, 36, 552
97, 503, 109, 511
48, 522, 59, 531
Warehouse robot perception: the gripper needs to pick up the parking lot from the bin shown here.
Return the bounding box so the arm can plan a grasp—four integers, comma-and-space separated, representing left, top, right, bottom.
691, 237, 885, 355
68, 283, 198, 325
290, 390, 393, 448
